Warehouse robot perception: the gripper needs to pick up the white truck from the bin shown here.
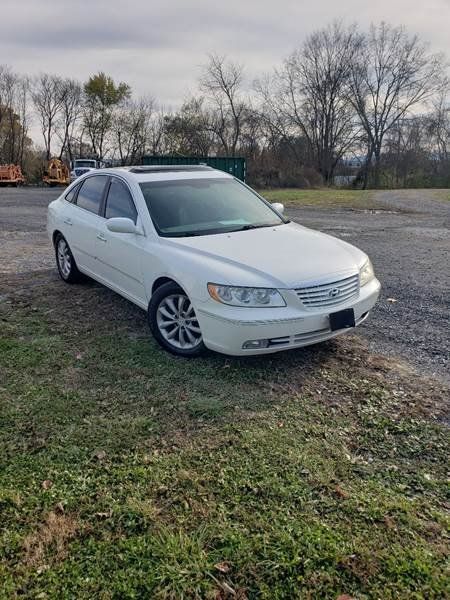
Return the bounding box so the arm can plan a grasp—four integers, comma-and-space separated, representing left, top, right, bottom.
70, 159, 104, 182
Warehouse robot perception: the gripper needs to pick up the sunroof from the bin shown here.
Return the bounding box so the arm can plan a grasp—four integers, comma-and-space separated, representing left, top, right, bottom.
129, 165, 213, 174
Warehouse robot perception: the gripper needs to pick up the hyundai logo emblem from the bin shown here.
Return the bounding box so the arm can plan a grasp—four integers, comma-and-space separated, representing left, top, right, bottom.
328, 288, 340, 298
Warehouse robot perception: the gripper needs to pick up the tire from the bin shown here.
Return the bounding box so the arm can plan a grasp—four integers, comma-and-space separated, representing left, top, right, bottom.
148, 282, 206, 357
54, 234, 82, 283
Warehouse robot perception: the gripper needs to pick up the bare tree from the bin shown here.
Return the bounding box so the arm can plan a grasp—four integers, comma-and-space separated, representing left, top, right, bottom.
32, 73, 65, 160
255, 72, 291, 172
163, 97, 214, 156
257, 23, 361, 184
0, 65, 7, 142
147, 108, 167, 155
56, 78, 82, 163
113, 96, 155, 165
14, 76, 30, 167
350, 22, 446, 187
299, 23, 362, 183
0, 66, 31, 166
427, 92, 450, 161
200, 54, 247, 156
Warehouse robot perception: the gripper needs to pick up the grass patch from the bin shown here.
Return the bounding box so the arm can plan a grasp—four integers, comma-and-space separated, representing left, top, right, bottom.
259, 188, 379, 209
259, 187, 450, 207
0, 278, 448, 598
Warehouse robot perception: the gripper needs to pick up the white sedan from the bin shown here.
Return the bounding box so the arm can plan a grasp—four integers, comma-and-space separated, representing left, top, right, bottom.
47, 166, 380, 357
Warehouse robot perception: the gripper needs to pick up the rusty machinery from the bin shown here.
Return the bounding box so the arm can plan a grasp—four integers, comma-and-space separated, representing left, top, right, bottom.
43, 158, 70, 186
0, 164, 25, 186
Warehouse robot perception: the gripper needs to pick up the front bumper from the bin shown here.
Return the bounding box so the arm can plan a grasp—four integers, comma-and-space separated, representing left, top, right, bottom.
195, 278, 381, 356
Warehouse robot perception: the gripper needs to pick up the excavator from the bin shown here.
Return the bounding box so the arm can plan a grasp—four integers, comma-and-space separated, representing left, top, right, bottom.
43, 158, 70, 186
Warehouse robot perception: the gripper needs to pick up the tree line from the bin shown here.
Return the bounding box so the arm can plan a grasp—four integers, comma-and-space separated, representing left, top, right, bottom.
1, 21, 449, 188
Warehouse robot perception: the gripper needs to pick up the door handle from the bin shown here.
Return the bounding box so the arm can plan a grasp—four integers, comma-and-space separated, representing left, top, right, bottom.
63, 218, 72, 226
97, 234, 107, 242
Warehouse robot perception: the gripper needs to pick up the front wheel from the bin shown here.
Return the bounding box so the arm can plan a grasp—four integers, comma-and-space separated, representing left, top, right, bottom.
148, 282, 206, 357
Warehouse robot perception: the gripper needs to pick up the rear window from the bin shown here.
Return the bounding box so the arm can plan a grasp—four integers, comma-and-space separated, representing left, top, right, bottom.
65, 183, 80, 203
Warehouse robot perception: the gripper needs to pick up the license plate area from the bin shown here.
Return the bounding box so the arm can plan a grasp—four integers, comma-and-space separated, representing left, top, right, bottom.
329, 308, 355, 331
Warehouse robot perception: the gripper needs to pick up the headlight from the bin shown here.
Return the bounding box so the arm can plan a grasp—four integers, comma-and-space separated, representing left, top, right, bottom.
207, 283, 286, 307
360, 259, 375, 286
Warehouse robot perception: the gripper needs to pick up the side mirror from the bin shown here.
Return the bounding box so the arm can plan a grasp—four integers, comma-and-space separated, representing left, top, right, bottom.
272, 202, 284, 215
106, 217, 138, 234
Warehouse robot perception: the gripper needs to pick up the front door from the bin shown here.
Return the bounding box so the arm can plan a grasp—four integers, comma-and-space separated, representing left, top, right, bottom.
94, 176, 147, 306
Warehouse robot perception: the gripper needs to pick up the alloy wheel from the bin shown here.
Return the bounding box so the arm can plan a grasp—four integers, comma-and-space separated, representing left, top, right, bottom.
156, 294, 202, 349
57, 238, 72, 278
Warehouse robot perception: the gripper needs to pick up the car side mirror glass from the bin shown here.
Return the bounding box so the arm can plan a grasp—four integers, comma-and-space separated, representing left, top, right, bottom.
272, 202, 284, 215
106, 217, 137, 234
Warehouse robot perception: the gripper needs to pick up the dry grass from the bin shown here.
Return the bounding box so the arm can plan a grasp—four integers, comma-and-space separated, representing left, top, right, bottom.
22, 512, 80, 567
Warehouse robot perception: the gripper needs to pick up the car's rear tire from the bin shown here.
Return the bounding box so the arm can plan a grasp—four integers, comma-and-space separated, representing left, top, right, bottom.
54, 234, 82, 283
148, 282, 206, 357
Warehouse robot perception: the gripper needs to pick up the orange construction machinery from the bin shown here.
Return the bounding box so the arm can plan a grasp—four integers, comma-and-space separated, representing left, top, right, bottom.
0, 164, 25, 186
43, 158, 70, 186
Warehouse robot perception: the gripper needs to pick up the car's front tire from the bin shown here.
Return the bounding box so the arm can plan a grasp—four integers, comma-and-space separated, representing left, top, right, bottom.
148, 282, 206, 357
54, 234, 82, 283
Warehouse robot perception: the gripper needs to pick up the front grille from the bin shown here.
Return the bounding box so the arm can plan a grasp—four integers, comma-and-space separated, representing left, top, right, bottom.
295, 273, 359, 309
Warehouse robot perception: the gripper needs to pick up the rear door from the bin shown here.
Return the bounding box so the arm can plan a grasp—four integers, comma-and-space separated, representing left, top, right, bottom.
64, 175, 109, 273
94, 176, 147, 306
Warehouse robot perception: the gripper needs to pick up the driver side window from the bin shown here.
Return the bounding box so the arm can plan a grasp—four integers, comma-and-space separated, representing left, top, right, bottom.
105, 178, 137, 224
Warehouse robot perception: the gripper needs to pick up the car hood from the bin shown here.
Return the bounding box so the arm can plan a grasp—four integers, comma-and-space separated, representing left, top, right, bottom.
162, 222, 367, 288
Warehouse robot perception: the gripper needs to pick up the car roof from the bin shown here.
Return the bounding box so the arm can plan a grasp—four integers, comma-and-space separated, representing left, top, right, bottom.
96, 165, 234, 183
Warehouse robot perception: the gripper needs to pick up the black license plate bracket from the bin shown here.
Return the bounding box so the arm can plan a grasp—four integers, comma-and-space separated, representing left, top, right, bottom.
329, 308, 356, 331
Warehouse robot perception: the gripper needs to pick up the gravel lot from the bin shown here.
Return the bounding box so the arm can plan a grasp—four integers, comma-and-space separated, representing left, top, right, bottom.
1, 186, 449, 383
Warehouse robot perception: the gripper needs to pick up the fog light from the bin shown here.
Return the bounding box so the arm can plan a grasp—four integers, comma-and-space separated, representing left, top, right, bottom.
242, 339, 269, 349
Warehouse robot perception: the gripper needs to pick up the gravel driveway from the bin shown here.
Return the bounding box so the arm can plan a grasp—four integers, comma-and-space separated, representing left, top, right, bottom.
287, 190, 449, 383
1, 186, 449, 383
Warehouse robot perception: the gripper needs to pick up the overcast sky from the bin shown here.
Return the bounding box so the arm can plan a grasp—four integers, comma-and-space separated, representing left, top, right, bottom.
2, 0, 450, 109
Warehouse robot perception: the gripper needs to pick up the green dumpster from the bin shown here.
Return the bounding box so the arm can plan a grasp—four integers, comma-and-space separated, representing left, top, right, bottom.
142, 156, 246, 181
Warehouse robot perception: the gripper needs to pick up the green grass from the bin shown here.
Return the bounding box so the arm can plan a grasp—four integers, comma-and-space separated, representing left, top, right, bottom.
259, 189, 379, 209
0, 281, 448, 598
259, 187, 450, 207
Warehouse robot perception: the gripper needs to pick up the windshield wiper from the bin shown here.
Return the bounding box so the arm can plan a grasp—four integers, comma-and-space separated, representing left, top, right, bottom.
164, 231, 205, 237
234, 222, 284, 231
163, 221, 289, 237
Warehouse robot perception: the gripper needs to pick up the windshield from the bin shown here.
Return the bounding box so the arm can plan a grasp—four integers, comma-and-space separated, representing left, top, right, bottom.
139, 178, 288, 237
75, 160, 96, 168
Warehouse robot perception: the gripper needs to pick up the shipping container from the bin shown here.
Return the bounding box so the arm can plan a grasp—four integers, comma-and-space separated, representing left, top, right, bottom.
142, 156, 246, 181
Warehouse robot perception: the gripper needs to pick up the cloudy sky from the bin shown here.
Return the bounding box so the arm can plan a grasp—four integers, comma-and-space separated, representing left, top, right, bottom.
2, 0, 450, 109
